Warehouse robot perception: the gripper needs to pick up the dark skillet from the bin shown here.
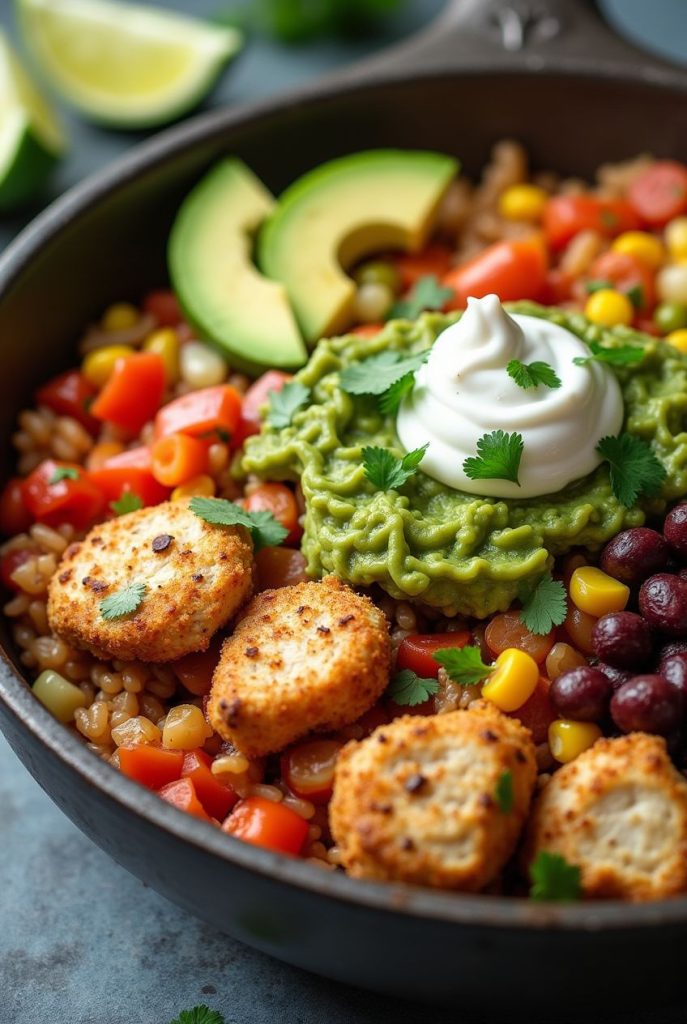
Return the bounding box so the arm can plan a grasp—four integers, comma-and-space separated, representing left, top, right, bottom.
1, 0, 687, 1008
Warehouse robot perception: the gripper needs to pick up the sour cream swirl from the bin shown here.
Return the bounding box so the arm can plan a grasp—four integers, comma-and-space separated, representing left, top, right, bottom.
396, 294, 624, 498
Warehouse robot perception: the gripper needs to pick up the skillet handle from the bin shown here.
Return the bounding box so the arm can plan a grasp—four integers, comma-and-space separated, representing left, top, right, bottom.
337, 0, 687, 87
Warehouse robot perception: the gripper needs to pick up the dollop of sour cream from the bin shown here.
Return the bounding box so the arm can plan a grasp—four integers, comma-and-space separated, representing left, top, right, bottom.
396, 294, 624, 499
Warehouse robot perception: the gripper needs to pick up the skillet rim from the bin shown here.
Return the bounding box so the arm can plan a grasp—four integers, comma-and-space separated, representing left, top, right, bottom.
2, 62, 687, 933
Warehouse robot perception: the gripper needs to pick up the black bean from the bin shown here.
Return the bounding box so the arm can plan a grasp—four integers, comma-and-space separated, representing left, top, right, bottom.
550, 666, 613, 722
659, 653, 687, 698
664, 505, 687, 558
596, 662, 633, 691
639, 574, 687, 636
610, 674, 683, 735
591, 611, 653, 669
599, 528, 669, 585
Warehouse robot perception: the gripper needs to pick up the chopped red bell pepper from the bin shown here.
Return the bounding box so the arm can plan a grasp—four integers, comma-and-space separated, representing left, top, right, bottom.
542, 195, 639, 249
443, 238, 548, 309
35, 369, 100, 434
91, 352, 166, 434
21, 459, 105, 530
181, 749, 237, 820
154, 385, 242, 444
222, 795, 308, 855
119, 743, 184, 790
158, 776, 211, 821
88, 465, 169, 509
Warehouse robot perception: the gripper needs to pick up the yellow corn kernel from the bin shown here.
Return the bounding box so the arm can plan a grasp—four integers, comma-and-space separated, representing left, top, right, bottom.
611, 231, 665, 270
32, 669, 87, 724
666, 328, 687, 354
171, 474, 216, 501
162, 703, 212, 750
665, 217, 687, 261
481, 648, 539, 713
102, 302, 139, 332
498, 184, 548, 222
143, 327, 179, 385
82, 345, 134, 388
569, 565, 629, 616
584, 288, 634, 327
549, 719, 602, 763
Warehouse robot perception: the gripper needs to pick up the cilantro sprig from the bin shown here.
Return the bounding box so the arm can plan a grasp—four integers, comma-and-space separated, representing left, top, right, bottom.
495, 770, 514, 814
267, 381, 311, 429
362, 443, 428, 491
388, 274, 454, 321
169, 1006, 226, 1024
386, 669, 439, 707
190, 497, 289, 551
339, 349, 429, 417
518, 574, 567, 635
100, 581, 147, 621
48, 466, 79, 484
529, 851, 582, 902
433, 645, 493, 686
573, 340, 644, 367
463, 430, 524, 486
507, 359, 561, 391
596, 433, 666, 507
110, 491, 143, 516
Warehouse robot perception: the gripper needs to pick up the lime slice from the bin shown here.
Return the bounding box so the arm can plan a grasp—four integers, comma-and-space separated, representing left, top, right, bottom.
17, 0, 243, 129
0, 29, 64, 211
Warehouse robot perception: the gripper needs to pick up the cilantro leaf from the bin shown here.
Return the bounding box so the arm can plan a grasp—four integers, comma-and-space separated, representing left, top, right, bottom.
626, 283, 644, 309
386, 669, 439, 707
189, 496, 289, 552
48, 466, 79, 484
596, 433, 667, 507
339, 349, 429, 399
433, 645, 493, 686
507, 359, 561, 391
529, 851, 582, 902
463, 430, 524, 485
495, 770, 514, 814
388, 274, 454, 320
519, 573, 567, 635
362, 443, 428, 490
267, 381, 311, 429
573, 340, 644, 367
110, 491, 143, 516
378, 371, 417, 415
169, 1006, 226, 1024
585, 279, 613, 294
100, 581, 146, 621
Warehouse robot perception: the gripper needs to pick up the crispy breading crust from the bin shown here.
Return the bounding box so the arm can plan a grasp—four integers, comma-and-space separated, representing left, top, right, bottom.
207, 576, 391, 758
47, 500, 253, 662
329, 702, 537, 891
522, 733, 687, 902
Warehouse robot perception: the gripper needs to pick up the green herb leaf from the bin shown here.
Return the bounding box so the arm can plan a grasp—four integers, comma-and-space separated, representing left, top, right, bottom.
388, 274, 454, 320
386, 669, 439, 707
362, 443, 428, 491
433, 645, 493, 686
339, 349, 429, 399
519, 573, 567, 635
573, 340, 644, 367
110, 491, 143, 516
495, 770, 514, 814
625, 283, 644, 309
378, 371, 417, 415
529, 851, 582, 902
189, 496, 289, 552
507, 359, 562, 391
100, 581, 147, 621
463, 430, 524, 485
267, 381, 311, 429
169, 1006, 226, 1024
585, 279, 613, 294
596, 432, 667, 507
48, 466, 79, 484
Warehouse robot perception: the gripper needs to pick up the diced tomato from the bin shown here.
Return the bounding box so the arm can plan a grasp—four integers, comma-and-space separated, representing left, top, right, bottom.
393, 244, 454, 290
1, 548, 35, 592
154, 385, 242, 444
35, 369, 100, 434
443, 238, 548, 309
396, 631, 471, 678
254, 546, 308, 590
542, 196, 640, 249
21, 460, 105, 530
119, 743, 184, 790
172, 636, 223, 697
281, 739, 342, 804
142, 288, 182, 326
0, 477, 32, 535
540, 268, 576, 306
222, 795, 308, 855
507, 676, 556, 744
181, 749, 237, 820
87, 465, 169, 509
91, 352, 166, 434
158, 776, 211, 821
580, 250, 656, 312
628, 161, 687, 227
485, 611, 555, 665
237, 371, 292, 444
244, 483, 301, 546
348, 324, 384, 338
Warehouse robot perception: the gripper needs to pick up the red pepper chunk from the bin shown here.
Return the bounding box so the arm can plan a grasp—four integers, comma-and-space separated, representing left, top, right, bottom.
21, 460, 105, 530
154, 385, 242, 443
158, 777, 211, 821
181, 749, 237, 820
236, 371, 292, 445
119, 743, 184, 790
628, 161, 687, 227
88, 465, 170, 509
443, 238, 548, 309
222, 796, 308, 855
35, 369, 100, 434
396, 631, 471, 679
542, 195, 639, 249
91, 352, 165, 434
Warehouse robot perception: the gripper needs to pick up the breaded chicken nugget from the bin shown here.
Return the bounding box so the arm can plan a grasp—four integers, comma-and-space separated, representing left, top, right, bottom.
523, 733, 687, 901
207, 575, 390, 758
47, 500, 253, 662
329, 703, 536, 890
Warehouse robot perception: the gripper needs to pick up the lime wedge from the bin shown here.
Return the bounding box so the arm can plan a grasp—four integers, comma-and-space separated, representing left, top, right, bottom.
0, 29, 64, 211
17, 0, 243, 129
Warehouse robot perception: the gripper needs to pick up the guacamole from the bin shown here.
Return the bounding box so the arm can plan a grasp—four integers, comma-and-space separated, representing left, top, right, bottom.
242, 303, 687, 617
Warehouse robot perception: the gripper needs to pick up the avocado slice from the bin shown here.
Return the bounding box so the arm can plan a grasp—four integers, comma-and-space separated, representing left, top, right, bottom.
168, 158, 307, 375
258, 149, 459, 344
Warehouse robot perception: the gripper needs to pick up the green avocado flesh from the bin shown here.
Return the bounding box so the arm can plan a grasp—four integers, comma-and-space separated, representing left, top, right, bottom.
242, 303, 687, 618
